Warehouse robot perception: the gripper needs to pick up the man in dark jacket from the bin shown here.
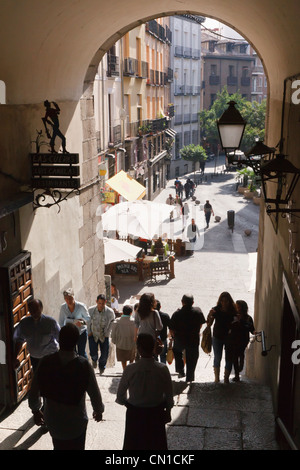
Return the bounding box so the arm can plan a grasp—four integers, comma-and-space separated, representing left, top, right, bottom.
169, 294, 206, 382
29, 323, 104, 450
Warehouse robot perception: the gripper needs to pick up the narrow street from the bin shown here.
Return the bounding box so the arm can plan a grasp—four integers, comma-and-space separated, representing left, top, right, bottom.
0, 162, 279, 451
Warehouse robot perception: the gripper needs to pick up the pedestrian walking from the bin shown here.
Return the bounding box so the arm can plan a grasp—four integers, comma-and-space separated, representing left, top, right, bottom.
111, 305, 136, 370
207, 291, 237, 383
178, 181, 184, 198
184, 180, 190, 199
188, 178, 195, 196
28, 323, 104, 450
13, 298, 60, 372
134, 292, 163, 342
59, 288, 90, 359
175, 194, 183, 218
226, 300, 256, 382
166, 193, 175, 221
116, 333, 174, 450
186, 218, 200, 252
169, 294, 206, 383
204, 200, 214, 228
155, 300, 171, 364
88, 294, 115, 375
182, 202, 190, 230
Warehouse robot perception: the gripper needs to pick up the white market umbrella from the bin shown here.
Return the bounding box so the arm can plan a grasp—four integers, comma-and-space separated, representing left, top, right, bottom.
103, 238, 143, 265
101, 200, 173, 240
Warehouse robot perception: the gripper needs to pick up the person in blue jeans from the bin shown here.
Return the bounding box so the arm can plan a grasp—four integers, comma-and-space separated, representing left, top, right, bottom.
207, 292, 237, 383
88, 294, 115, 375
59, 288, 90, 359
169, 294, 206, 383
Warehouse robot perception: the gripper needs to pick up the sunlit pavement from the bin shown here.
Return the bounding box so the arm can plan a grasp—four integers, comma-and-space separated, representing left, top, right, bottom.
0, 164, 278, 451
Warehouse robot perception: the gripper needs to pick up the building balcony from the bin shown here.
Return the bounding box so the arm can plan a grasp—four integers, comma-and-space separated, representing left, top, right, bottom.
183, 47, 192, 58
174, 114, 183, 125
174, 45, 183, 57
123, 57, 137, 76
107, 54, 119, 77
109, 125, 121, 146
241, 76, 251, 86
227, 76, 238, 86
192, 49, 201, 59
209, 75, 220, 85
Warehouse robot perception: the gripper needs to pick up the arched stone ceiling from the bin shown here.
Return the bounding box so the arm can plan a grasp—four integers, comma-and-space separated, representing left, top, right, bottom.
0, 0, 300, 104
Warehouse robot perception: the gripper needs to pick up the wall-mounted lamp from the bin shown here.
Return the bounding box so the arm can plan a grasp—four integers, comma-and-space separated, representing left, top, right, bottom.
106, 154, 115, 159
245, 141, 276, 176
216, 100, 300, 218
260, 153, 300, 215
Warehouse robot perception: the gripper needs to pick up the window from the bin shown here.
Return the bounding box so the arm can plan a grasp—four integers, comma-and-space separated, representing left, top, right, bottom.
210, 94, 216, 107
242, 67, 249, 77
229, 65, 235, 77
210, 64, 217, 76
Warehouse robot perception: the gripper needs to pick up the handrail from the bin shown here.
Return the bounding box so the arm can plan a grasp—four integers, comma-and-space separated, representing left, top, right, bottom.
252, 330, 275, 356
276, 417, 298, 450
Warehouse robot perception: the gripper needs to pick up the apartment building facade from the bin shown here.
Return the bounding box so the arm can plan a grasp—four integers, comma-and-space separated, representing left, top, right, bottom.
94, 19, 173, 202
169, 14, 204, 179
201, 30, 255, 110
251, 47, 268, 103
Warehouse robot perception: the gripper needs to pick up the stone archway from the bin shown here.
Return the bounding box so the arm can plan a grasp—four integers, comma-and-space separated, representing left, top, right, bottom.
1, 1, 300, 433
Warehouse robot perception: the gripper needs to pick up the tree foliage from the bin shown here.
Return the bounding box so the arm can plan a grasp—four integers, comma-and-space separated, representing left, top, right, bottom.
199, 87, 266, 153
179, 144, 207, 163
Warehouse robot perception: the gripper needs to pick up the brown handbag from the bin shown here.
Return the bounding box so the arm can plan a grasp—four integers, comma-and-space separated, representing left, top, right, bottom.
201, 325, 212, 354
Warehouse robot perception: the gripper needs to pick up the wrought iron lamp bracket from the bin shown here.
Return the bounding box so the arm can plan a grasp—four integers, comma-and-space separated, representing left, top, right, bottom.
32, 187, 80, 213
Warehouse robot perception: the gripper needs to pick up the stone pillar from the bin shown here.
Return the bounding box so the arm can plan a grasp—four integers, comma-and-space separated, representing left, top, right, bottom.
79, 95, 105, 306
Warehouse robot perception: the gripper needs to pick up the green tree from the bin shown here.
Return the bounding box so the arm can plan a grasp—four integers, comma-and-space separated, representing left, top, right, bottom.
180, 144, 207, 166
199, 86, 266, 153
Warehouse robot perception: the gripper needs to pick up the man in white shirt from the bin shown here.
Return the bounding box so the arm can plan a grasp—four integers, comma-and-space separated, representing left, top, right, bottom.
88, 294, 115, 374
116, 333, 174, 450
59, 288, 90, 358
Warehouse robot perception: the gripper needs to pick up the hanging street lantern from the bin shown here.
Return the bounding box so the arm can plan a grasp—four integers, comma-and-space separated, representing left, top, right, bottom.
245, 140, 276, 175
260, 153, 300, 215
217, 101, 247, 153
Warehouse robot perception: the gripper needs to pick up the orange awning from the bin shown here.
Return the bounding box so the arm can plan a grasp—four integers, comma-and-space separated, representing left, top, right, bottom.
105, 170, 146, 202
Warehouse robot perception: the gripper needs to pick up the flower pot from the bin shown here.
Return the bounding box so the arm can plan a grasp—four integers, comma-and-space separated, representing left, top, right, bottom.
244, 190, 258, 199
238, 186, 248, 194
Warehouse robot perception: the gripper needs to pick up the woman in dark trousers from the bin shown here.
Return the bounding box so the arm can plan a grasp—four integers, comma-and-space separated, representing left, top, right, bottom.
207, 292, 237, 383
226, 300, 256, 382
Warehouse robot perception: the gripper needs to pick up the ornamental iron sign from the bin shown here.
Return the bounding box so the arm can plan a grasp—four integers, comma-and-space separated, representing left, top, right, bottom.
31, 153, 80, 190
30, 102, 81, 211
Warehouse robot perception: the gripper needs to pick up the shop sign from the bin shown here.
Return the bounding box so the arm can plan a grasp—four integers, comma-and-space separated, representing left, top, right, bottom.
115, 262, 138, 275
31, 153, 80, 189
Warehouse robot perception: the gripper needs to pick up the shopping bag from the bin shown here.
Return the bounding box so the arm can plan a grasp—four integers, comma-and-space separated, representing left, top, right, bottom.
201, 326, 212, 354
